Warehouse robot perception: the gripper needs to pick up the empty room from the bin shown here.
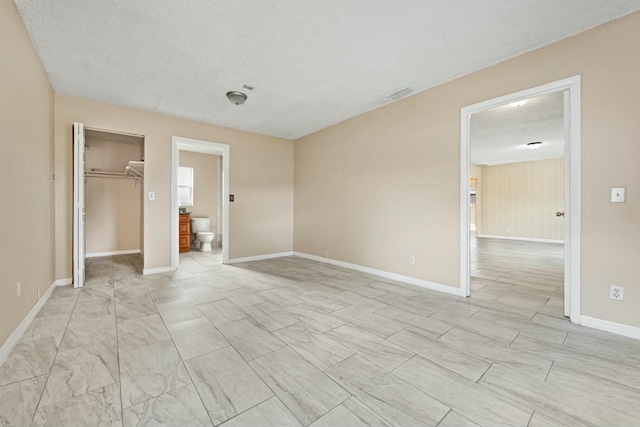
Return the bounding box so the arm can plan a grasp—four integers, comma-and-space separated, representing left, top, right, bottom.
1, 1, 640, 426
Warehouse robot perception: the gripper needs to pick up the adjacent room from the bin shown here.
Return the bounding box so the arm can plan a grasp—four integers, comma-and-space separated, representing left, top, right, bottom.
1, 1, 640, 426
468, 91, 566, 313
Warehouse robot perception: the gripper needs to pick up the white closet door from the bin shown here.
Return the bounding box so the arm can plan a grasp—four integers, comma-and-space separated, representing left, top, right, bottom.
73, 122, 86, 288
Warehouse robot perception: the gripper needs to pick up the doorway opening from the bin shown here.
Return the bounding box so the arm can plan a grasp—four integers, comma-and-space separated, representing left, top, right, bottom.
73, 123, 145, 288
460, 76, 581, 323
171, 137, 230, 271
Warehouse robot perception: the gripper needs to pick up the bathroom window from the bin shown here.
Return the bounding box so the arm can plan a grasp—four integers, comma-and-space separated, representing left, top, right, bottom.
178, 167, 194, 207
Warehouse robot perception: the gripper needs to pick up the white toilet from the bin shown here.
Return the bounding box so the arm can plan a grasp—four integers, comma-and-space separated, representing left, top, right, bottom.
190, 217, 215, 252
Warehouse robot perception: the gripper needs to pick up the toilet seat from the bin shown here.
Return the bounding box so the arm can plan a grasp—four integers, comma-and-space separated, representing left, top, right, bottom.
196, 231, 214, 238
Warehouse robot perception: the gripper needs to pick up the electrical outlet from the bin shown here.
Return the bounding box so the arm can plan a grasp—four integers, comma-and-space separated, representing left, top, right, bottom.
17, 281, 21, 298
323, 251, 328, 258
610, 285, 624, 301
409, 255, 415, 265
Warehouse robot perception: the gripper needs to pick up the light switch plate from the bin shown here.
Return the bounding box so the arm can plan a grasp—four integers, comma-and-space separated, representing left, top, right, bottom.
611, 187, 625, 203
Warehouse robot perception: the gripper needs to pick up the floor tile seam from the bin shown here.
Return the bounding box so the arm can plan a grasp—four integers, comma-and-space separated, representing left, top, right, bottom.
479, 363, 620, 426
384, 354, 453, 424
243, 346, 310, 425
30, 282, 85, 420
508, 331, 521, 346
248, 343, 352, 425
120, 382, 195, 414
475, 361, 494, 384
142, 285, 215, 427
433, 408, 453, 427
178, 342, 233, 363
112, 270, 126, 422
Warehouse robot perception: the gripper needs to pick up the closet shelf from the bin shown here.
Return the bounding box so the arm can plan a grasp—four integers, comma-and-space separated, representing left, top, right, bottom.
85, 160, 144, 181
125, 161, 144, 180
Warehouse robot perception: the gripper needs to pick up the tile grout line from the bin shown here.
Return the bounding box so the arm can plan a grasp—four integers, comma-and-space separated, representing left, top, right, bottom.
141, 269, 218, 427
113, 263, 125, 425
543, 361, 554, 383
29, 275, 86, 422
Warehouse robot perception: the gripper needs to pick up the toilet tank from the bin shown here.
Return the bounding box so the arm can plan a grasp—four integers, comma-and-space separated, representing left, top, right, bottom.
190, 217, 211, 233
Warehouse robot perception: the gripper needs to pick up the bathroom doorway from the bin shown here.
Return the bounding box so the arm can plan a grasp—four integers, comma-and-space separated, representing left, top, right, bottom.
170, 137, 230, 271
178, 151, 223, 267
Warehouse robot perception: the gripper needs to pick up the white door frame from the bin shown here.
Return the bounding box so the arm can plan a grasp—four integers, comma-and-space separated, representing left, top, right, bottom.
171, 137, 230, 270
72, 122, 86, 288
459, 75, 581, 323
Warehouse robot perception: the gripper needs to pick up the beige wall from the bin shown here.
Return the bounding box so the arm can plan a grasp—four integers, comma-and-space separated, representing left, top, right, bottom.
294, 12, 640, 327
0, 1, 55, 346
55, 95, 294, 277
179, 151, 219, 240
85, 137, 143, 254
479, 159, 564, 241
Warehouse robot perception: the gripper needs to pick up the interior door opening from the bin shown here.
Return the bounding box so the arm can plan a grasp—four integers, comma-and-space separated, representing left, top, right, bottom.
72, 122, 145, 288
460, 76, 581, 324
170, 137, 230, 272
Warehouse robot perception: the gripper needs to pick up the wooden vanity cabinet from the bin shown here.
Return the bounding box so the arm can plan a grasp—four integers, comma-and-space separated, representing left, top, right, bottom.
179, 213, 190, 253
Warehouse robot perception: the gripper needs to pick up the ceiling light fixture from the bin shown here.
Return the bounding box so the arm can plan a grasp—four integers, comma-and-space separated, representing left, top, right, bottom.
527, 141, 542, 149
509, 100, 528, 108
226, 91, 247, 105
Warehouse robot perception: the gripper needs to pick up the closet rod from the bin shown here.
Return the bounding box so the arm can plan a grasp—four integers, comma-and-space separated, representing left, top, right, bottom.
85, 171, 137, 180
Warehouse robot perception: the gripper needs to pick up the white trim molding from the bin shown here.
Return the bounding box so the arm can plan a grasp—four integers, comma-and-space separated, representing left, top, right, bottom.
478, 235, 564, 244
143, 266, 172, 276
86, 249, 140, 258
0, 280, 59, 366
460, 75, 581, 323
294, 252, 463, 297
228, 252, 293, 264
581, 316, 640, 340
54, 278, 73, 286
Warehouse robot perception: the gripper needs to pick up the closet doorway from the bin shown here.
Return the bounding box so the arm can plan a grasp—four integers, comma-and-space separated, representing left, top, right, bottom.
72, 122, 145, 288
170, 137, 230, 270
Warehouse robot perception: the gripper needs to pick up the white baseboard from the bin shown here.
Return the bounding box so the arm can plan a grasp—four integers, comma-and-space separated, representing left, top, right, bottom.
478, 235, 563, 244
54, 278, 72, 286
142, 266, 172, 276
293, 252, 463, 297
86, 249, 141, 258
0, 279, 58, 366
580, 316, 640, 340
228, 252, 294, 264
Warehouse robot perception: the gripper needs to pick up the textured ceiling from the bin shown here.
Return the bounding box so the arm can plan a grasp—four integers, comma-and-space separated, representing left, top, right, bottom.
14, 1, 640, 139
470, 91, 564, 166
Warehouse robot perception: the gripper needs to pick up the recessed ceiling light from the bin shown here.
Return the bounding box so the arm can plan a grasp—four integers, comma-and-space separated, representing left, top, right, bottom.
527, 141, 542, 149
509, 100, 528, 108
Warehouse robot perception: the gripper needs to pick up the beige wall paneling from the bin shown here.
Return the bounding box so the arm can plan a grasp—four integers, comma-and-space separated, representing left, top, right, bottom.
0, 1, 55, 347
294, 12, 640, 328
479, 159, 564, 241
469, 164, 482, 236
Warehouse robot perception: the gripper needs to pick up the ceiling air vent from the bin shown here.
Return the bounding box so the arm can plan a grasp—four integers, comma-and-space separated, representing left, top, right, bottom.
387, 87, 414, 101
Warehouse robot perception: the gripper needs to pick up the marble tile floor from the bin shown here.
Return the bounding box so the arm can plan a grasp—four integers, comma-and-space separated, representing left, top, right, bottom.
1, 244, 640, 426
